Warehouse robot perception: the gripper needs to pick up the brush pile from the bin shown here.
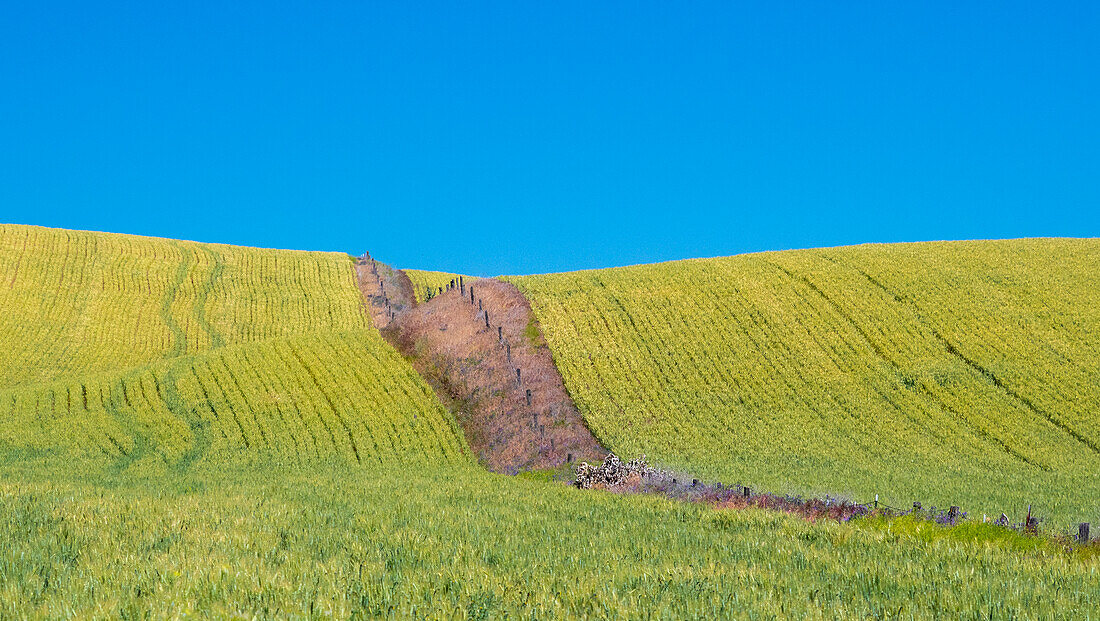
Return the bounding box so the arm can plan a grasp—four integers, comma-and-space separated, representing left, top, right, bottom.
573, 453, 658, 489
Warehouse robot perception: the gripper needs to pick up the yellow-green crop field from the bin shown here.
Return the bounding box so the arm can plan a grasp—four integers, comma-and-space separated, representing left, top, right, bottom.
0, 224, 366, 387
3, 226, 1098, 617
509, 239, 1100, 527
0, 224, 469, 470
403, 268, 463, 302
1, 463, 1097, 619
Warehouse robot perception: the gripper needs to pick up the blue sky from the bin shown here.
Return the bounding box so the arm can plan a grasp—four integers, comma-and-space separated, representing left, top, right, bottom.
2, 2, 1097, 275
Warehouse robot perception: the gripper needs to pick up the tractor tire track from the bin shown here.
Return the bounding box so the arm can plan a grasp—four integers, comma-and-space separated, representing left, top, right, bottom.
766, 260, 1044, 468
825, 255, 1100, 458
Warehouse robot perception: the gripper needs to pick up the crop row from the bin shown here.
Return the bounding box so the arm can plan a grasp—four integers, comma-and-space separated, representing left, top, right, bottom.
0, 224, 366, 389
2, 464, 1097, 617
0, 329, 469, 469
508, 239, 1100, 527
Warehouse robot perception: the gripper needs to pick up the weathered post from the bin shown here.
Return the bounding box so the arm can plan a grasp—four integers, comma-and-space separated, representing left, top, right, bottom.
743, 486, 750, 499
526, 389, 532, 406
498, 326, 503, 341
478, 299, 482, 311
506, 343, 511, 361
567, 453, 573, 463
470, 288, 475, 304
516, 368, 521, 384
1080, 523, 1091, 544
459, 276, 464, 295
485, 312, 490, 328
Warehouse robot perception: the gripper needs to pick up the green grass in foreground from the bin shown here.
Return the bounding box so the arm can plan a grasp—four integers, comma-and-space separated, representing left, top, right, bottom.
1, 461, 1097, 619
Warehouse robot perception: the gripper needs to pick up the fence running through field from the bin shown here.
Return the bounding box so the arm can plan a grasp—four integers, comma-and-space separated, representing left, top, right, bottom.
363, 257, 1093, 544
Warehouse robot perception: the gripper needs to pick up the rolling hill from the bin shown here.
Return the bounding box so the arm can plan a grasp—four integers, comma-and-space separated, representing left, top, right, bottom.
1, 225, 1097, 616
508, 239, 1100, 525
0, 224, 469, 470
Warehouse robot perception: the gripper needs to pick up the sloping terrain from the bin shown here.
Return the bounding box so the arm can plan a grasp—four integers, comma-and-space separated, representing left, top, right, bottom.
508, 239, 1100, 525
0, 224, 469, 470
385, 277, 606, 472
0, 227, 1097, 617
0, 331, 469, 470
0, 224, 366, 387
356, 253, 417, 329
404, 269, 463, 302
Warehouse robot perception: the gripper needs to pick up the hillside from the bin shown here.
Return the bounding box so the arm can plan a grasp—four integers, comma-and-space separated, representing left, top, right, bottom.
508, 239, 1100, 525
0, 224, 469, 470
0, 224, 366, 387
0, 227, 1097, 616
404, 268, 464, 302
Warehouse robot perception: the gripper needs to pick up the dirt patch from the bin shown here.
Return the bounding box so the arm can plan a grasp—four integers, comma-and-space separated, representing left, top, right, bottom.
382, 277, 607, 473
356, 254, 416, 329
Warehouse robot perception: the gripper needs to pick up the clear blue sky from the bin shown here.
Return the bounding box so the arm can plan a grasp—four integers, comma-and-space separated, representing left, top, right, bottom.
2, 2, 1097, 275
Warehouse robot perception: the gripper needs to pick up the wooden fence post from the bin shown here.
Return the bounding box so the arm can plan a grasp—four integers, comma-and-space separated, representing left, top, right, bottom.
498, 326, 503, 341
470, 288, 475, 304
478, 299, 482, 311
1080, 523, 1091, 543
526, 389, 532, 406
485, 312, 490, 328
506, 343, 511, 361
516, 368, 521, 384
743, 486, 750, 499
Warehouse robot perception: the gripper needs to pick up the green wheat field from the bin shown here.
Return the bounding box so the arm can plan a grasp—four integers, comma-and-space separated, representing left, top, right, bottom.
2, 224, 1098, 618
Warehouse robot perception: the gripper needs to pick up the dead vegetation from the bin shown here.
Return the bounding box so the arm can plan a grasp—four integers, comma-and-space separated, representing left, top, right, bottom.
356, 258, 606, 473
356, 254, 415, 329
